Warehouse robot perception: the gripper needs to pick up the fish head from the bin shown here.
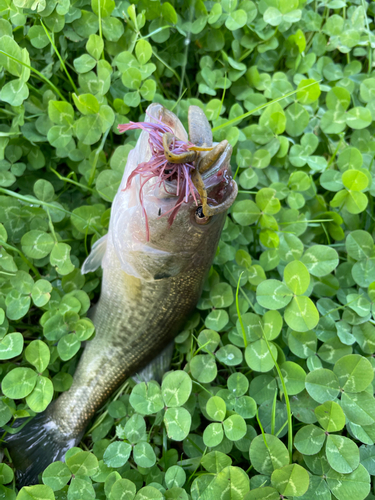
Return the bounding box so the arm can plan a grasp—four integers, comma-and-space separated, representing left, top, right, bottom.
107, 103, 237, 281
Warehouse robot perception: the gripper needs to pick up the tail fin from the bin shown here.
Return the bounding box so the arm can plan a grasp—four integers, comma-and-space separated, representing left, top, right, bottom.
4, 409, 81, 487
6, 342, 174, 487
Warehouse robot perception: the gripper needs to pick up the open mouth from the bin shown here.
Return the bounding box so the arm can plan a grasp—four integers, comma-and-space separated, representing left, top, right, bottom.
118, 103, 238, 239
161, 149, 237, 210
206, 166, 238, 209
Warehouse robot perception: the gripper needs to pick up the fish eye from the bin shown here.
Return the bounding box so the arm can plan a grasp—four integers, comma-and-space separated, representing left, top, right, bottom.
195, 206, 211, 225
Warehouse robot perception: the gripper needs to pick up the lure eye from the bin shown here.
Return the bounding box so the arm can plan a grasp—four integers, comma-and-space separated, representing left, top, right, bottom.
195, 206, 211, 225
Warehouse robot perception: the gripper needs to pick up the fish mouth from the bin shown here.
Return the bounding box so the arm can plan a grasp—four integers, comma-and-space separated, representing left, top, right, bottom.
146, 103, 238, 212
187, 104, 238, 214
159, 148, 238, 213
162, 143, 233, 189
201, 142, 238, 211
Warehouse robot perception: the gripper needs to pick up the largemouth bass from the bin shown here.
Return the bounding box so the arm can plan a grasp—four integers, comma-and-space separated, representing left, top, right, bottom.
6, 103, 237, 486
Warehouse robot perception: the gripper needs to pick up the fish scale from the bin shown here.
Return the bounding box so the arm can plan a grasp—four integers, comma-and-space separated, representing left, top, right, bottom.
52, 238, 222, 434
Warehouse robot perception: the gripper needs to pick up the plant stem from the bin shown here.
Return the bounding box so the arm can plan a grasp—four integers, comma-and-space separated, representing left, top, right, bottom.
236, 272, 248, 348
50, 167, 95, 193
41, 21, 78, 93
263, 333, 293, 463
152, 49, 181, 84
88, 128, 110, 187
0, 239, 41, 279
97, 0, 104, 59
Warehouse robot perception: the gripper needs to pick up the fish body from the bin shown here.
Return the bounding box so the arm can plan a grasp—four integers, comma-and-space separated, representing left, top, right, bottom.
52, 217, 225, 433
6, 104, 237, 485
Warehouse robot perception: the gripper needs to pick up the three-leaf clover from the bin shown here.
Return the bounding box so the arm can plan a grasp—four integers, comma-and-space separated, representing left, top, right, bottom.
256, 261, 319, 332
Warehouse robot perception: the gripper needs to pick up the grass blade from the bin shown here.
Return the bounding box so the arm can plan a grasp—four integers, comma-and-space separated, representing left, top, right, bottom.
0, 49, 66, 102
212, 79, 321, 132
236, 277, 293, 462
40, 21, 78, 93
236, 272, 248, 348
0, 187, 101, 236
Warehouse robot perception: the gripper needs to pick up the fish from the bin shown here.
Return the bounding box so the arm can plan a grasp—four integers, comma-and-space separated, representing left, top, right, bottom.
5, 103, 238, 486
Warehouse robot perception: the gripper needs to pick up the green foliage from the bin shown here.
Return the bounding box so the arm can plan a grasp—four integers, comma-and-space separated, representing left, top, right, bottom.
1, 0, 375, 498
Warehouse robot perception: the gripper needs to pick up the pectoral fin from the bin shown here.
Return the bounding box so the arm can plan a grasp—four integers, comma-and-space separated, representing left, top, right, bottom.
81, 234, 108, 274
132, 341, 175, 384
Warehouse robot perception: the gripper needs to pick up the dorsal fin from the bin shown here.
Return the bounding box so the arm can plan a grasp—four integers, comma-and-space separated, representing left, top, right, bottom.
81, 234, 108, 275
188, 105, 213, 147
